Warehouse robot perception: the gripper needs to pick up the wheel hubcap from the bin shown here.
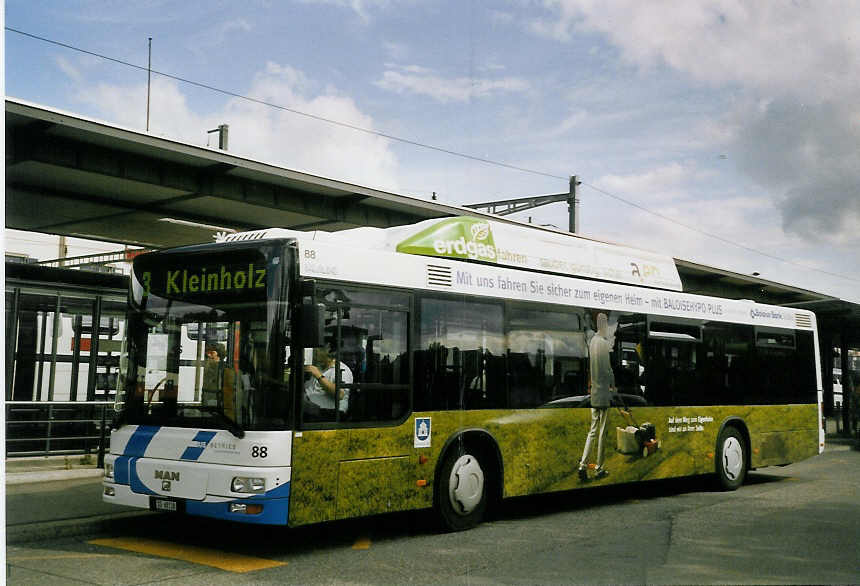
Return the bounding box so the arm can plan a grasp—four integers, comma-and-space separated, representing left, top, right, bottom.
722, 437, 743, 480
448, 454, 484, 515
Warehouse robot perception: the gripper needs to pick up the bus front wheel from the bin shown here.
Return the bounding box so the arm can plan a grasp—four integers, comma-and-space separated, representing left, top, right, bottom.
715, 426, 747, 491
435, 448, 487, 531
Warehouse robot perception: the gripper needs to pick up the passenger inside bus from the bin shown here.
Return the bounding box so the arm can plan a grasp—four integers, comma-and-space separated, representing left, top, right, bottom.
201, 343, 226, 407
201, 342, 238, 417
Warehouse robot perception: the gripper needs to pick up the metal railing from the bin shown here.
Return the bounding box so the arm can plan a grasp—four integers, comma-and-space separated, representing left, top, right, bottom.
5, 401, 113, 461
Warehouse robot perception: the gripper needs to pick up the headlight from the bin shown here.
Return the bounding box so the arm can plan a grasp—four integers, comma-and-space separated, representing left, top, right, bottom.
231, 476, 265, 493
104, 462, 114, 479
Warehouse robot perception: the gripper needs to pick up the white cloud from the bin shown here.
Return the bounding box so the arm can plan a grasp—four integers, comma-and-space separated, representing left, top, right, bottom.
583, 181, 803, 280
596, 163, 702, 204
73, 63, 400, 192
78, 77, 202, 136
544, 109, 588, 138
186, 18, 253, 58
299, 0, 395, 24
382, 41, 410, 61
224, 64, 399, 189
571, 160, 860, 300
259, 61, 314, 93
734, 99, 860, 246
538, 105, 643, 142
375, 65, 530, 103
221, 18, 252, 33
54, 56, 84, 83
489, 9, 515, 26
530, 0, 860, 249
531, 1, 860, 102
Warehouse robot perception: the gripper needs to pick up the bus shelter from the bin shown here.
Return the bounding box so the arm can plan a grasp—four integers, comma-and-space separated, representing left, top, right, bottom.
5, 262, 127, 456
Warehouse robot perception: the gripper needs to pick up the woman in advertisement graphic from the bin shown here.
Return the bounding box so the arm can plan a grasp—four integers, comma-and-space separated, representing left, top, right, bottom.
578, 313, 627, 481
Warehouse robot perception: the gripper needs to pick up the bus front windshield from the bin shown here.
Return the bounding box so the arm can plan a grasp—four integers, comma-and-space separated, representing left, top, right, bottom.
117, 243, 292, 433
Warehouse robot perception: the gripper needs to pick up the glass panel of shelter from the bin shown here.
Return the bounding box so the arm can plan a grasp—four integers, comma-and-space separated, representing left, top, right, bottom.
6, 288, 126, 403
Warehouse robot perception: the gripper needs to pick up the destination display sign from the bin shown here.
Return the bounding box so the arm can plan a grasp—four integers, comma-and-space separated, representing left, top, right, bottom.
132, 248, 275, 307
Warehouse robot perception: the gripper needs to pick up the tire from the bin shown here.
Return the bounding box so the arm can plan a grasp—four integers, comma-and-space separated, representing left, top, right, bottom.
435, 446, 488, 532
715, 426, 747, 491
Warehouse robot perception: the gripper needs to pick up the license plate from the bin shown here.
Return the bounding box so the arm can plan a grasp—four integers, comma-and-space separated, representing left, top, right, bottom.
155, 499, 177, 512
151, 497, 182, 513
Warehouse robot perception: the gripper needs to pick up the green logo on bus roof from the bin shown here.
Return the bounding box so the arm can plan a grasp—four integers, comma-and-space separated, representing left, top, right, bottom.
396, 217, 497, 262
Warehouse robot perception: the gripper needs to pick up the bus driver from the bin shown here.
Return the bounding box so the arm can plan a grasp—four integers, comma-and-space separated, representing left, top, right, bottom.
304, 346, 353, 418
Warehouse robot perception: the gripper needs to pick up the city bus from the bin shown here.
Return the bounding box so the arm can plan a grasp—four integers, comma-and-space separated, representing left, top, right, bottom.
103, 217, 823, 530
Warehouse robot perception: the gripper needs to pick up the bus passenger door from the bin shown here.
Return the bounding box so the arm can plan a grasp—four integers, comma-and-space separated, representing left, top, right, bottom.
288, 421, 421, 526
336, 423, 420, 520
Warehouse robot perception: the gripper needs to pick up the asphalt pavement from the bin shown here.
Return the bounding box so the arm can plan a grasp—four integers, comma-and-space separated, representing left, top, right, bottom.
5, 433, 858, 545
5, 455, 151, 544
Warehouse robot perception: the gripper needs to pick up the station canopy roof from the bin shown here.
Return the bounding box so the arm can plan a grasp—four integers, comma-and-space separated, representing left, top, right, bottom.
5, 98, 484, 248
5, 98, 859, 338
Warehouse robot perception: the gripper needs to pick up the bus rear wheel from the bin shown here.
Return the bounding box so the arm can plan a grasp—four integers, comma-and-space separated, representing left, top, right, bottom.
435, 448, 488, 531
715, 426, 747, 491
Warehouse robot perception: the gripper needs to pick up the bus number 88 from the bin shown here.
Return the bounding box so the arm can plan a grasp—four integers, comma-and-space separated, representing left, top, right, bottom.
251, 446, 268, 458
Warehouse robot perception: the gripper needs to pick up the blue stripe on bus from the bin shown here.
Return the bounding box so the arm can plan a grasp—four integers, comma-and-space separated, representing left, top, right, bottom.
123, 425, 160, 457
128, 457, 157, 495
114, 455, 131, 485
180, 430, 218, 461
113, 426, 160, 485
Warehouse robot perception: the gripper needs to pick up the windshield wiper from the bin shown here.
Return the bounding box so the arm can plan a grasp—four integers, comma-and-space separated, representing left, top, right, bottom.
185, 406, 246, 439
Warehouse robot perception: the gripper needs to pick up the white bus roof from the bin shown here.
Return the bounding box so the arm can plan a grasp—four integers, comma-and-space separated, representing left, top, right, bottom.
218, 218, 815, 331
218, 216, 683, 291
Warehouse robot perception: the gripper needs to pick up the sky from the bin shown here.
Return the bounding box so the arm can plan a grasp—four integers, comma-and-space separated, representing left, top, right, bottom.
4, 1, 860, 302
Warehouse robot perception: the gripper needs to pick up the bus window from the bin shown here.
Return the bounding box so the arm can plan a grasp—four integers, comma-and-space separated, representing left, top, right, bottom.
753, 328, 816, 404
415, 297, 504, 411
302, 286, 411, 425
699, 322, 753, 405
614, 314, 647, 398
339, 304, 409, 422
640, 315, 703, 406
508, 305, 587, 407
301, 304, 344, 424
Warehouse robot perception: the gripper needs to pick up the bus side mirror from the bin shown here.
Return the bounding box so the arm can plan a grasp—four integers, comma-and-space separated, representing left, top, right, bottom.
297, 302, 325, 347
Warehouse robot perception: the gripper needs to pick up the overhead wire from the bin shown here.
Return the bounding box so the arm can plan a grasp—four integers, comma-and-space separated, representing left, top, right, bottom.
5, 26, 859, 285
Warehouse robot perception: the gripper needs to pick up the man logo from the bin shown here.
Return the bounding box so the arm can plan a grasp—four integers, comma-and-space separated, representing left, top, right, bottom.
155, 470, 178, 492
